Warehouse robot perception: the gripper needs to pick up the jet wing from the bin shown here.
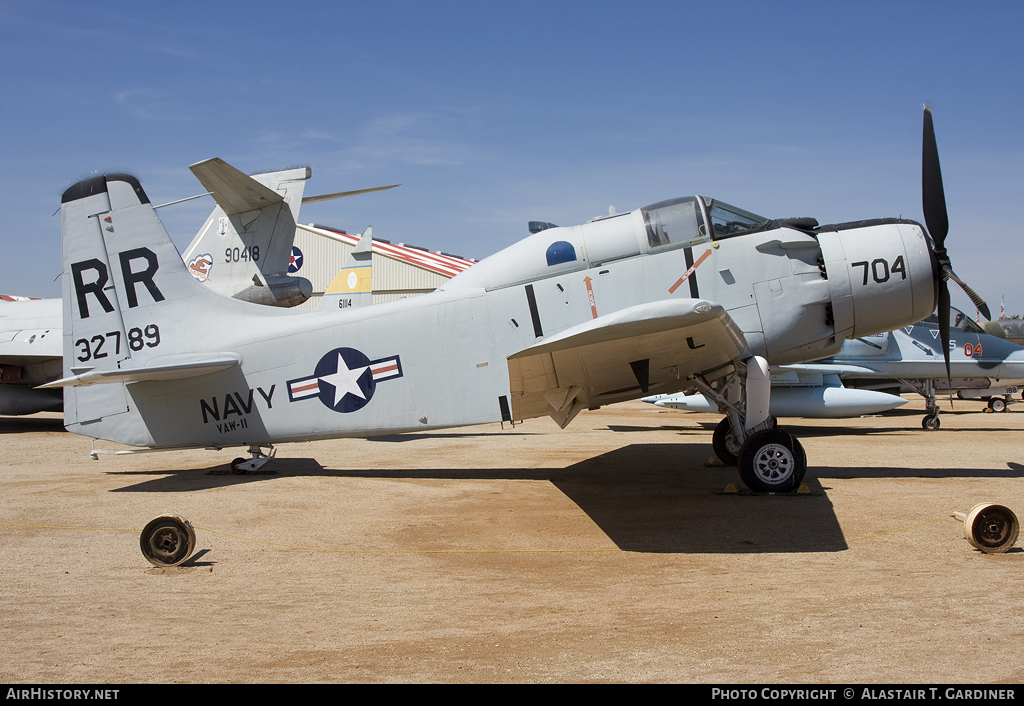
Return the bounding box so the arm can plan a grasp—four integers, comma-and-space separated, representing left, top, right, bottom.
507, 299, 747, 427
39, 353, 241, 388
0, 340, 62, 367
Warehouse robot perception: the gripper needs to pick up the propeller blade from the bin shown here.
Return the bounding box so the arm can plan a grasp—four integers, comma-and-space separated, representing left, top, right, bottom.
922, 107, 949, 251
943, 268, 991, 320
938, 278, 953, 404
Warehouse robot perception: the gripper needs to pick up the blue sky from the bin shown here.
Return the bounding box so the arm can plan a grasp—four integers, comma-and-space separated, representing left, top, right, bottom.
2, 1, 1022, 316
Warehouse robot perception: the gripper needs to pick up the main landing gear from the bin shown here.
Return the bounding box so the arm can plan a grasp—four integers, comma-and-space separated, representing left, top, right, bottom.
693, 356, 807, 493
230, 445, 276, 474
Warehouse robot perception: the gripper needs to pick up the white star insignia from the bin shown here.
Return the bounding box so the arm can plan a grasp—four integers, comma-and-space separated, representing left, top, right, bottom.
318, 352, 369, 407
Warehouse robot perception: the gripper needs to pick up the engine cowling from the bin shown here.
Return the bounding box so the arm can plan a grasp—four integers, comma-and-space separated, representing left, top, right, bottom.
818, 220, 937, 340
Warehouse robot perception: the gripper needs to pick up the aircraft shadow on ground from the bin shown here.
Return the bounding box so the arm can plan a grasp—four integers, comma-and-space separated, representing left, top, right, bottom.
110, 443, 851, 554
365, 431, 536, 442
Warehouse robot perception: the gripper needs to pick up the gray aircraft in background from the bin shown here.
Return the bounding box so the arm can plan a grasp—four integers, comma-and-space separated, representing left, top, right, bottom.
644, 307, 1024, 432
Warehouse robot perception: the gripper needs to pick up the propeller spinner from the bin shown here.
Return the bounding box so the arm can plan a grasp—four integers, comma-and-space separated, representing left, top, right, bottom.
921, 108, 990, 385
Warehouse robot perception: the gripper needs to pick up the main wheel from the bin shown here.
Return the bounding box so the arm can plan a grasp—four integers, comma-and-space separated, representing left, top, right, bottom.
989, 398, 1007, 413
712, 417, 742, 466
963, 503, 1019, 553
230, 457, 248, 474
140, 515, 196, 567
737, 430, 806, 493
922, 414, 940, 430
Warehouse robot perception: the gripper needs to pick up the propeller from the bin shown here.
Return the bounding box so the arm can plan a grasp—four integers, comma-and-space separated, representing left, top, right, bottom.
921, 107, 991, 388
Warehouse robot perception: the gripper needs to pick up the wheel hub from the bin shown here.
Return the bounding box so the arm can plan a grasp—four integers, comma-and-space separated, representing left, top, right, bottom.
753, 444, 793, 482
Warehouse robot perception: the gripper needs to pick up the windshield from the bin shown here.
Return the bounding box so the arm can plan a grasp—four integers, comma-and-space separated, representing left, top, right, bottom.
703, 198, 770, 239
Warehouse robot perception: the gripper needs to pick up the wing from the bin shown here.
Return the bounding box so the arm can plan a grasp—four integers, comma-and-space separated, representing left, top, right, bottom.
506, 299, 747, 427
0, 298, 63, 379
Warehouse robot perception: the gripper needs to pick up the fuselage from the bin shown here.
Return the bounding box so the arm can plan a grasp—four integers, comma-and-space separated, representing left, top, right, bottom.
61, 188, 938, 449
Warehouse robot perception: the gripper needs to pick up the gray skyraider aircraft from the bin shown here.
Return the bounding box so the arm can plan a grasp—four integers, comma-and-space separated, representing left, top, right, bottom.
45, 110, 982, 494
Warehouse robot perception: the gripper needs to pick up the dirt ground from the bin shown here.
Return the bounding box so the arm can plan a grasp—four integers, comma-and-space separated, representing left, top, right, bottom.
1, 397, 1022, 684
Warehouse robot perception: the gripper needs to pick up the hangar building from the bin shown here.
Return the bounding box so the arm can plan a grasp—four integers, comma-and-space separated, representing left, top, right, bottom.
291, 224, 475, 309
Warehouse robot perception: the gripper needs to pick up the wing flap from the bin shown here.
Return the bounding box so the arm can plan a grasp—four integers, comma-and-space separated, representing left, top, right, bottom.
507, 299, 747, 425
39, 353, 241, 388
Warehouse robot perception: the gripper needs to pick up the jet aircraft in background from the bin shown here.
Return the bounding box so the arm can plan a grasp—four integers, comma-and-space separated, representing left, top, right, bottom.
646, 307, 1023, 432
44, 109, 980, 495
0, 161, 396, 415
827, 308, 1024, 427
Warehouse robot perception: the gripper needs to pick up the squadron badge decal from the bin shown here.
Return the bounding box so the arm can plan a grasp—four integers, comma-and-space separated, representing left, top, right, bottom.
187, 253, 213, 282
287, 347, 402, 413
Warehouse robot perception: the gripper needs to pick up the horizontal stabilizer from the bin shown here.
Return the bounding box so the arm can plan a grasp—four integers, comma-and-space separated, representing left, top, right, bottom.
40, 353, 241, 388
301, 184, 400, 205
189, 158, 284, 215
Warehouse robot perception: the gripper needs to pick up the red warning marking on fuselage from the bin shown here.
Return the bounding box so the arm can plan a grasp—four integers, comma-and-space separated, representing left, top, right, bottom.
668, 248, 713, 294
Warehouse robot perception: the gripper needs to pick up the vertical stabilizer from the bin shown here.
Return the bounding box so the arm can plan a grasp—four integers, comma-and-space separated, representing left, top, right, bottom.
318, 227, 374, 311
59, 174, 244, 432
182, 160, 313, 306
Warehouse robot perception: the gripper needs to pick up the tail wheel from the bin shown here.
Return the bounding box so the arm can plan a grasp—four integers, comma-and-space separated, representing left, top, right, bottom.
963, 503, 1019, 553
738, 429, 806, 493
140, 515, 196, 567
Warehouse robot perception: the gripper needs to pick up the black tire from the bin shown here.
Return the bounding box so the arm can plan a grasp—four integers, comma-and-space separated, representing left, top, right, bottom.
922, 414, 940, 430
712, 417, 741, 466
230, 457, 247, 474
737, 430, 807, 493
989, 398, 1007, 413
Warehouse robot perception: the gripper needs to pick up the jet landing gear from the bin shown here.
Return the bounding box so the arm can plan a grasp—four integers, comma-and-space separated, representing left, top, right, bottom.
693, 357, 807, 493
901, 378, 941, 430
230, 445, 276, 474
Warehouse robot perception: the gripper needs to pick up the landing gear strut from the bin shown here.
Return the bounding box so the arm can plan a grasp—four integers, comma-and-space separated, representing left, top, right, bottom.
901, 378, 941, 430
693, 356, 806, 493
230, 445, 276, 474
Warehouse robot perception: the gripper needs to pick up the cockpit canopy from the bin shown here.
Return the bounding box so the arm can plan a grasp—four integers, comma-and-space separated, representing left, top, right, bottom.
640, 196, 770, 249
448, 195, 774, 293
921, 306, 984, 333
